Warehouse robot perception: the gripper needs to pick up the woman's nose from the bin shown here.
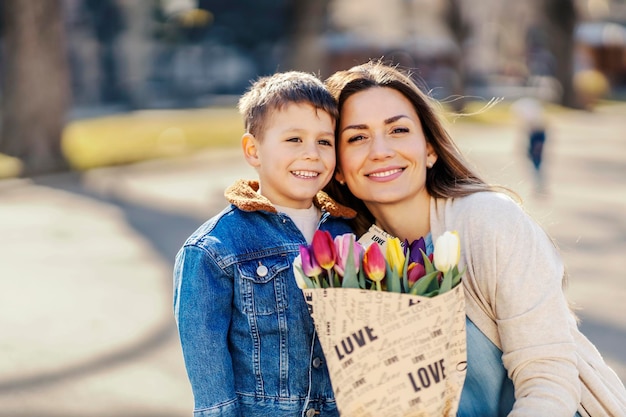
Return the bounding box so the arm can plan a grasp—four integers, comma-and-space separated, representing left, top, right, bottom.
369, 134, 394, 160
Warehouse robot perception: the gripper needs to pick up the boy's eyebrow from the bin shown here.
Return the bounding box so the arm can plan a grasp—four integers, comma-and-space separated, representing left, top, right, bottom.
340, 115, 409, 133
282, 127, 335, 136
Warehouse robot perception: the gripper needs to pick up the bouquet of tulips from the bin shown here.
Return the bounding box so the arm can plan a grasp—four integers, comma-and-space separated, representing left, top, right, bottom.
293, 226, 467, 417
293, 229, 465, 296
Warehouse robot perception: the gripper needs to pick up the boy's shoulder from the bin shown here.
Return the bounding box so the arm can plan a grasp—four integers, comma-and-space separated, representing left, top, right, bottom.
183, 201, 276, 249
184, 204, 241, 247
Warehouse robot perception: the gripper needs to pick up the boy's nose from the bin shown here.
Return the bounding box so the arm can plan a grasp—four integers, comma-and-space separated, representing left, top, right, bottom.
302, 143, 321, 159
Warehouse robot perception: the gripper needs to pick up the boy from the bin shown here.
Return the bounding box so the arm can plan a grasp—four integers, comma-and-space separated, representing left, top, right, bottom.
173, 71, 355, 417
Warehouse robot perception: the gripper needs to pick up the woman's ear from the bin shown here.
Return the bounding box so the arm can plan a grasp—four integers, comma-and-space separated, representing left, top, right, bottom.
335, 170, 346, 185
242, 133, 261, 168
426, 143, 438, 168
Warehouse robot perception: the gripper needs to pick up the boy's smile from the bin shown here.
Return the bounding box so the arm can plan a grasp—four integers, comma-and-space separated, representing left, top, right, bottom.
243, 102, 336, 209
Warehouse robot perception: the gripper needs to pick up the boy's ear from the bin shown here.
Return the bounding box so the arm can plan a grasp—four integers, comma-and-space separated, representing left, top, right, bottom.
242, 133, 261, 167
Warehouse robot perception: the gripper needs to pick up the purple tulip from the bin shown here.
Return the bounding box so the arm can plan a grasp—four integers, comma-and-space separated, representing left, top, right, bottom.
404, 237, 427, 266
299, 245, 322, 277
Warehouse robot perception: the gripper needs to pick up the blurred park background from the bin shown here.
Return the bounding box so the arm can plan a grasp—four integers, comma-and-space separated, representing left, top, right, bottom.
0, 0, 625, 176
0, 0, 625, 416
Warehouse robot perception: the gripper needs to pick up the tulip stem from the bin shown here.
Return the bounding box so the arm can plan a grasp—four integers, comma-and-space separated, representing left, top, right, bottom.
313, 275, 321, 288
326, 268, 334, 287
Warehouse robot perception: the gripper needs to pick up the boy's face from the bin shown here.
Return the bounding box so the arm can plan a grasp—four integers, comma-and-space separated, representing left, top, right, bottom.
243, 102, 336, 209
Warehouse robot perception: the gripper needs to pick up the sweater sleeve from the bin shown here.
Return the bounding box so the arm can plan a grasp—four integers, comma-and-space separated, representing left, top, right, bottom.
448, 193, 581, 417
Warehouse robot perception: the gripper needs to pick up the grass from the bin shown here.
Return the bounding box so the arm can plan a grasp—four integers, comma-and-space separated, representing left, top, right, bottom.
0, 106, 244, 178
62, 107, 243, 170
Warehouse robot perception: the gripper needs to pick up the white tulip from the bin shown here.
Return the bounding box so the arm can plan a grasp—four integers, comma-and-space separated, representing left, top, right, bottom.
292, 255, 309, 289
433, 231, 461, 273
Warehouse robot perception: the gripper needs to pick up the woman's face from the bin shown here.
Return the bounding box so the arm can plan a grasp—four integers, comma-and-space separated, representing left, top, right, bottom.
336, 87, 437, 208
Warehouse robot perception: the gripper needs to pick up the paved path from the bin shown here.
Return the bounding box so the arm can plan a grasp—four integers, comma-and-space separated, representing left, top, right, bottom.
0, 106, 624, 416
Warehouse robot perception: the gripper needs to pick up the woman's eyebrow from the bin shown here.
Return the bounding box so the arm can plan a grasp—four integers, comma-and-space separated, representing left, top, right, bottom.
384, 114, 409, 124
340, 115, 410, 134
340, 123, 367, 133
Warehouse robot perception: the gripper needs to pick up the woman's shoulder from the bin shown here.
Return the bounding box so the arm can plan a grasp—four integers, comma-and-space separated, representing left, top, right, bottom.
450, 191, 522, 216
432, 190, 529, 234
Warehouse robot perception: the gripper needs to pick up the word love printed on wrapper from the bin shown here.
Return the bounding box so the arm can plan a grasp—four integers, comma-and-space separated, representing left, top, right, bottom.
333, 325, 378, 361
407, 359, 447, 393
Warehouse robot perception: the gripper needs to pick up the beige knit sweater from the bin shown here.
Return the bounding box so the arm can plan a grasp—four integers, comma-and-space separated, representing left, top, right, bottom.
429, 192, 626, 417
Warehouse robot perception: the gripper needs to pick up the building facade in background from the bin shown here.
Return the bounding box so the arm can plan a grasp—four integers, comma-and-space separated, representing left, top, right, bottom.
61, 0, 626, 113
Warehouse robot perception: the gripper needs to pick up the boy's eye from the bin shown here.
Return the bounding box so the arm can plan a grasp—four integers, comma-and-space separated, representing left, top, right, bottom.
318, 138, 333, 146
286, 137, 301, 143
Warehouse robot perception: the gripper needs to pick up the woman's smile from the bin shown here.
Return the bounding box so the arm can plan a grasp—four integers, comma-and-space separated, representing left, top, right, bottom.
365, 167, 405, 181
337, 87, 432, 206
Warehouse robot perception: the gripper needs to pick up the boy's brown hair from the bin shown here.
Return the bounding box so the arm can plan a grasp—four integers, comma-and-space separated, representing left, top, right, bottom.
238, 71, 338, 139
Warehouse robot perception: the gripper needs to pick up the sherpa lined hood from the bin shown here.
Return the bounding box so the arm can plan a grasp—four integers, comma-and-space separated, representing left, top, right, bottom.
224, 179, 356, 219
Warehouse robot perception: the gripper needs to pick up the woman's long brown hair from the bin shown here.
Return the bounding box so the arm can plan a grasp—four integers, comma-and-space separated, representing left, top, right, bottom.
324, 60, 505, 236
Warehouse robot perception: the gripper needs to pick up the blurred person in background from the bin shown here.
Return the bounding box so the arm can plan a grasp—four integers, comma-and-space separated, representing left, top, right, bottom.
512, 96, 548, 194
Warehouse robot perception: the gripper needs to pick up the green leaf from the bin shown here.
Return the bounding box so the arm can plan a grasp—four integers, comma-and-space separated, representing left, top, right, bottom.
423, 288, 440, 297
385, 261, 402, 293
421, 249, 436, 274
358, 267, 367, 289
409, 270, 439, 295
342, 235, 361, 289
402, 253, 410, 293
294, 264, 316, 288
440, 269, 453, 293
333, 270, 341, 288
451, 265, 466, 289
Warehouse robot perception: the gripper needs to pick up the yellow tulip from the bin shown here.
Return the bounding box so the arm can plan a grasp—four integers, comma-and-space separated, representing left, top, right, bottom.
386, 237, 406, 276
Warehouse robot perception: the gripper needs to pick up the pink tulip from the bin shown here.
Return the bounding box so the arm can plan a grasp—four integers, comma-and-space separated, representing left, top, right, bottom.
333, 233, 364, 276
311, 230, 336, 270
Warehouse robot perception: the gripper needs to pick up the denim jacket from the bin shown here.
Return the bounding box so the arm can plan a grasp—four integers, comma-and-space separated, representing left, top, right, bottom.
173, 179, 355, 417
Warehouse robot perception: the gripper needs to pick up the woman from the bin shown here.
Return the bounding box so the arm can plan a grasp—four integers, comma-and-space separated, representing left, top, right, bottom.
323, 60, 626, 417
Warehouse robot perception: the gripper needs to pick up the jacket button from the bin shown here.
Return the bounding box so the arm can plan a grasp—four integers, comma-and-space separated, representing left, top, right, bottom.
305, 409, 318, 417
256, 264, 268, 277
312, 357, 323, 368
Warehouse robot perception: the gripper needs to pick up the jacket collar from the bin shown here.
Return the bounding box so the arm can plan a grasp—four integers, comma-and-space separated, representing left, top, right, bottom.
224, 179, 356, 219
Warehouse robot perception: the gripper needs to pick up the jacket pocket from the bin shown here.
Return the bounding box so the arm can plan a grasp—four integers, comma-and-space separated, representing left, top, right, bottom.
237, 255, 290, 315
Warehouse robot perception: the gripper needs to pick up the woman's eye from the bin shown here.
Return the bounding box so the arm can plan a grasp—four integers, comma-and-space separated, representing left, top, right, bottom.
346, 134, 366, 143
391, 127, 409, 134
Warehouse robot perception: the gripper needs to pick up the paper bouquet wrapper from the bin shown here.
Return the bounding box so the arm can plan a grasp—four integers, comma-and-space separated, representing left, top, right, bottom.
302, 284, 467, 417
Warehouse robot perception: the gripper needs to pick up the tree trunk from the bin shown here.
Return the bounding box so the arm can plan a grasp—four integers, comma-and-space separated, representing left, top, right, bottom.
543, 0, 578, 108
444, 0, 469, 111
285, 0, 331, 75
1, 0, 71, 175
